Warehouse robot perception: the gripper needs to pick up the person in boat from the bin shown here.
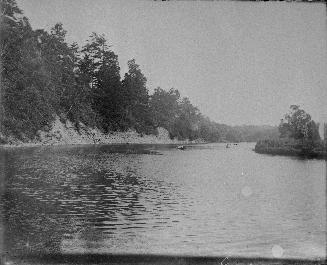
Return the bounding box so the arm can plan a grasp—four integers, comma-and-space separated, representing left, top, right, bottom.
177, 145, 185, 150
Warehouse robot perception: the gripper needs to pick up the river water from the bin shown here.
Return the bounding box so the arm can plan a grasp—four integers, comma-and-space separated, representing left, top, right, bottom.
0, 143, 325, 259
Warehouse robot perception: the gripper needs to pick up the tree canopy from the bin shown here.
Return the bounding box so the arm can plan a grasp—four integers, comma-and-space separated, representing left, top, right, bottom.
278, 105, 320, 142
0, 0, 279, 144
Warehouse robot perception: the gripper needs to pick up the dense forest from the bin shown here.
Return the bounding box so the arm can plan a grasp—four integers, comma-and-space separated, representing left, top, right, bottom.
0, 0, 278, 144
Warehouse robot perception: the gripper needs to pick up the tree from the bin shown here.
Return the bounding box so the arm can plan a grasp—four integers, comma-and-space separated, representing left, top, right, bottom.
197, 116, 221, 142
150, 87, 180, 133
278, 105, 320, 143
306, 120, 320, 143
35, 23, 77, 115
122, 59, 154, 134
79, 33, 124, 131
171, 97, 200, 140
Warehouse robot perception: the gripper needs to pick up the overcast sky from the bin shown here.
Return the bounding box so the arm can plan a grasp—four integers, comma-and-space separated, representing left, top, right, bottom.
17, 0, 327, 127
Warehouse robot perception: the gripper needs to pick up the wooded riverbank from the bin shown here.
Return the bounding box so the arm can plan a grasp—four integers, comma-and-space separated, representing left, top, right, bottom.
1, 1, 280, 146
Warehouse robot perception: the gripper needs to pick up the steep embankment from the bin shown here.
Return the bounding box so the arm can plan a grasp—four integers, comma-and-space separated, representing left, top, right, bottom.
1, 117, 198, 148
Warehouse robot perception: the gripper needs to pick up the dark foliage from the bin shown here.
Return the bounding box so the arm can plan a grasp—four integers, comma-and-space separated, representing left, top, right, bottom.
1, 0, 280, 143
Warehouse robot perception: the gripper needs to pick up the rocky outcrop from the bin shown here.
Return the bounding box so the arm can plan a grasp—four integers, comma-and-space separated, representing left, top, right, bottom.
1, 117, 198, 147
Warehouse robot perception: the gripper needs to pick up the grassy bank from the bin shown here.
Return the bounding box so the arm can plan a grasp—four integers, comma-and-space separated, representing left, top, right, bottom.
254, 139, 327, 159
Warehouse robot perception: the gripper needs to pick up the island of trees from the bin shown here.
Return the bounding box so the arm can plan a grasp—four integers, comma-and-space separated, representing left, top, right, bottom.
255, 105, 326, 159
1, 0, 279, 145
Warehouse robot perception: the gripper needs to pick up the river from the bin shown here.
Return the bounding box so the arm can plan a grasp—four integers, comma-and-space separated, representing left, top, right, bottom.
0, 143, 325, 260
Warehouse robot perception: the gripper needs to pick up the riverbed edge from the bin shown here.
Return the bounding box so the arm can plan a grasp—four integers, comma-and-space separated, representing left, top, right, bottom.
0, 116, 207, 149
254, 146, 327, 159
0, 133, 205, 149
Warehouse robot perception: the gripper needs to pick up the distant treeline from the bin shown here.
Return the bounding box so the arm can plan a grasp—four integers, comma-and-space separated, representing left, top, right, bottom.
0, 0, 278, 143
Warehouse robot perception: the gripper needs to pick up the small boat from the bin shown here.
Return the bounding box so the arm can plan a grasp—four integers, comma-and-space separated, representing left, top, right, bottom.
177, 145, 186, 150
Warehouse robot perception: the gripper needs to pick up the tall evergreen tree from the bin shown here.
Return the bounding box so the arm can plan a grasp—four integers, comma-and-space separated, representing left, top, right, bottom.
79, 33, 123, 131
35, 23, 77, 116
122, 59, 154, 134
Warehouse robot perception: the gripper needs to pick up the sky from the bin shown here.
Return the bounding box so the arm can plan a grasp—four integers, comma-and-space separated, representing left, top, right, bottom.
17, 0, 327, 128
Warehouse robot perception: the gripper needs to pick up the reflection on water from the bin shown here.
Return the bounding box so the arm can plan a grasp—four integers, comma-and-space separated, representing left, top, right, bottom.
0, 143, 326, 259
